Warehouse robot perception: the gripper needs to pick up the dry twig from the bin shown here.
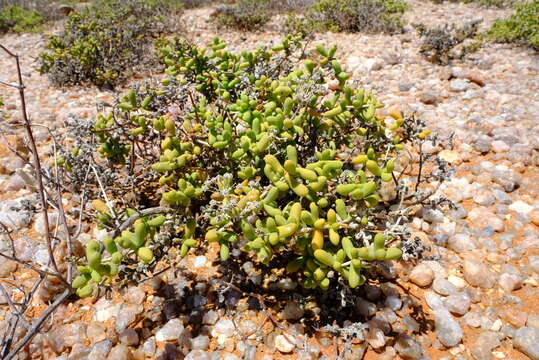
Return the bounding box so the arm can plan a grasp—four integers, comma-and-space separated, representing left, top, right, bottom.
0, 43, 72, 360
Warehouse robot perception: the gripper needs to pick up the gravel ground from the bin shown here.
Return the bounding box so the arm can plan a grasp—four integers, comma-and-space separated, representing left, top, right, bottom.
0, 1, 538, 359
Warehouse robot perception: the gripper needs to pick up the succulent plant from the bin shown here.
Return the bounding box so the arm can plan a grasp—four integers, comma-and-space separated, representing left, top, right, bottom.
67, 35, 432, 296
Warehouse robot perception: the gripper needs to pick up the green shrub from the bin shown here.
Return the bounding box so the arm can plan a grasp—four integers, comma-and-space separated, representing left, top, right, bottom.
0, 5, 45, 33
415, 20, 481, 64
58, 35, 444, 298
180, 0, 214, 7
469, 0, 516, 7
212, 0, 272, 30
267, 0, 316, 12
38, 0, 183, 88
282, 13, 325, 36
431, 0, 516, 7
291, 0, 409, 34
487, 1, 539, 49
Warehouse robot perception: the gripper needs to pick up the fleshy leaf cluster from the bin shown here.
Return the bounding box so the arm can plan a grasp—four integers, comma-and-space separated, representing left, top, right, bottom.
64, 35, 430, 297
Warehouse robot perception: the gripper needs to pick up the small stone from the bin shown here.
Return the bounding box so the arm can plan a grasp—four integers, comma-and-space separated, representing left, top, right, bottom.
377, 308, 398, 324
470, 331, 500, 360
491, 140, 510, 153
275, 334, 295, 353
529, 208, 539, 226
238, 320, 258, 338
355, 298, 377, 318
141, 337, 156, 357
419, 90, 438, 105
463, 311, 482, 327
440, 150, 462, 166
364, 284, 382, 301
0, 257, 17, 278
447, 275, 467, 290
365, 328, 386, 349
527, 315, 539, 331
202, 310, 218, 325
422, 209, 444, 223
474, 135, 492, 154
115, 304, 142, 333
192, 335, 210, 350
463, 260, 497, 289
402, 315, 420, 333
500, 325, 516, 339
88, 339, 112, 360
384, 296, 402, 311
509, 201, 534, 215
156, 343, 180, 359
448, 233, 476, 252
212, 318, 235, 337
184, 350, 210, 360
492, 189, 512, 204
282, 301, 304, 321
450, 68, 485, 86
62, 322, 88, 348
107, 344, 133, 360
449, 79, 470, 92
379, 346, 396, 360
5, 175, 26, 191
274, 278, 297, 290
68, 343, 90, 360
33, 211, 59, 234
0, 200, 33, 229
192, 256, 207, 268
498, 273, 523, 292
434, 308, 463, 347
86, 321, 107, 344
126, 287, 145, 304
119, 328, 139, 346
444, 293, 471, 316
409, 263, 434, 287
425, 292, 445, 310
399, 83, 412, 92
473, 190, 495, 206
93, 299, 121, 322
513, 327, 539, 360
395, 334, 423, 359
501, 310, 528, 327
433, 278, 458, 296
155, 319, 184, 342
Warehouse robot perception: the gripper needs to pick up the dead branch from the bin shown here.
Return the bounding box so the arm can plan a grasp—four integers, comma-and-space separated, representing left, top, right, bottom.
2, 289, 71, 360
0, 43, 72, 360
0, 43, 60, 275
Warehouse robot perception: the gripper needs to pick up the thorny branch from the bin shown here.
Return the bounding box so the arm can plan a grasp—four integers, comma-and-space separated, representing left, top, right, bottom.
0, 43, 73, 360
0, 43, 59, 275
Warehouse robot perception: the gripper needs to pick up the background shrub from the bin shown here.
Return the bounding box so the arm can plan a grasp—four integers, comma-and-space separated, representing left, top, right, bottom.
179, 0, 214, 7
212, 0, 272, 30
57, 36, 445, 298
300, 0, 409, 34
487, 1, 538, 49
430, 0, 516, 7
0, 5, 44, 33
0, 0, 85, 21
415, 20, 481, 64
38, 0, 183, 88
